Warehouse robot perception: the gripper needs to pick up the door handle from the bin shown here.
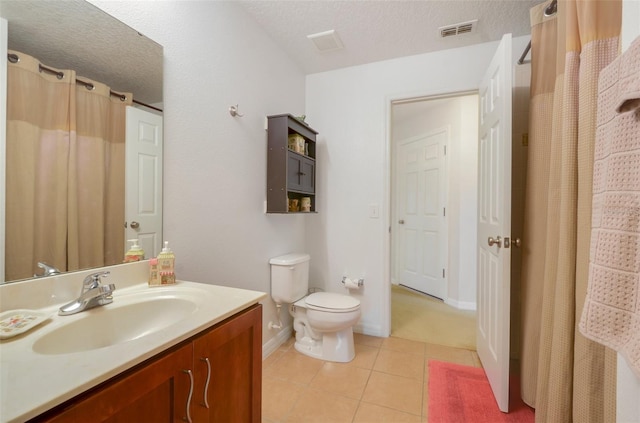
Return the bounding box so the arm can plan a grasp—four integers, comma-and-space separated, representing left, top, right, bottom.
488, 236, 502, 247
398, 219, 405, 224
130, 221, 140, 229
513, 238, 521, 248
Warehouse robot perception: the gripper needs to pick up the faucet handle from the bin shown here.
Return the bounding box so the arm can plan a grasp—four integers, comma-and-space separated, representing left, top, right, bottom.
82, 271, 110, 289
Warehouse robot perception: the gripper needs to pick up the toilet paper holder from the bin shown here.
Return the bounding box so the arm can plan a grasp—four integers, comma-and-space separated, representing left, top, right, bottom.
342, 276, 364, 288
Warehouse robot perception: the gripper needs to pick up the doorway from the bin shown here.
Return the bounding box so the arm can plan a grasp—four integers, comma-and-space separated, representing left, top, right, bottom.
391, 94, 479, 305
390, 93, 479, 346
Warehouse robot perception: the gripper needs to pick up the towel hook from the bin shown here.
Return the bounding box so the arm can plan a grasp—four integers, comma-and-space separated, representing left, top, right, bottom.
229, 104, 244, 117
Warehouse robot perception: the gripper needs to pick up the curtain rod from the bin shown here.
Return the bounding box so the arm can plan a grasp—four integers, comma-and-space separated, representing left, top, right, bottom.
518, 0, 557, 65
7, 53, 163, 113
518, 41, 531, 65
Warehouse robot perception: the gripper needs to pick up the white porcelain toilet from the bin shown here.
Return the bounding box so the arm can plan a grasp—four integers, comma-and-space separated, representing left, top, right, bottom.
270, 253, 361, 362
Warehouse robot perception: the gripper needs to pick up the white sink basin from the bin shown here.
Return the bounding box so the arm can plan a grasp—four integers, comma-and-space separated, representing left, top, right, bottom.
32, 292, 198, 355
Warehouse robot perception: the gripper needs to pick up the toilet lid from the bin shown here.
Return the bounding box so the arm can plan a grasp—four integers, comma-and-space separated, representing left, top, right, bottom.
305, 292, 360, 311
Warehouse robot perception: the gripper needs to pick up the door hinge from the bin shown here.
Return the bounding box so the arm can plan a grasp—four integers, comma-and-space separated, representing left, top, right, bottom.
444, 145, 447, 155
443, 268, 445, 278
443, 207, 446, 217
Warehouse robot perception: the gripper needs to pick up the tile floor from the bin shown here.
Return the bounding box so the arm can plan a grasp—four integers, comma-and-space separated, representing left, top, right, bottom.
262, 333, 482, 422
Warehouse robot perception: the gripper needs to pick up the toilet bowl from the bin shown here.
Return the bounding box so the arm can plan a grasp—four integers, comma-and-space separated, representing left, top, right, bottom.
290, 292, 361, 362
269, 253, 361, 362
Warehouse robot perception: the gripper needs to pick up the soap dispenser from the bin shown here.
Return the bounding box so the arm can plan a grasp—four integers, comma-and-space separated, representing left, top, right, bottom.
124, 239, 145, 262
157, 241, 176, 285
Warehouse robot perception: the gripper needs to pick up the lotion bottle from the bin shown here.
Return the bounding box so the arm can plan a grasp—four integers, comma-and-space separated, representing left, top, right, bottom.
148, 258, 160, 286
157, 241, 176, 285
124, 239, 145, 262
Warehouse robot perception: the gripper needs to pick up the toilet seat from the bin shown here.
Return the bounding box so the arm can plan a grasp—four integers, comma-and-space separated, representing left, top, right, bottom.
303, 292, 360, 312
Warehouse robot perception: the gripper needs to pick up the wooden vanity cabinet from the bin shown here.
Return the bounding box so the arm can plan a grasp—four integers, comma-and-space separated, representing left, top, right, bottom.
193, 303, 262, 422
34, 342, 194, 423
32, 304, 262, 423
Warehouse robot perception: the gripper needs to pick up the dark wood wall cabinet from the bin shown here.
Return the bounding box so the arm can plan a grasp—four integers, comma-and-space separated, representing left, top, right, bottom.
267, 114, 318, 213
32, 304, 262, 423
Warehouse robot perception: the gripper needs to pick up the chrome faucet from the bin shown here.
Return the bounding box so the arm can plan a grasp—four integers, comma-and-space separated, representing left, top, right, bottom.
34, 262, 62, 278
58, 271, 116, 316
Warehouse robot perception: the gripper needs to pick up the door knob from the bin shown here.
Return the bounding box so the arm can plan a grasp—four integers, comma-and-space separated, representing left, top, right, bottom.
513, 238, 521, 248
398, 219, 405, 224
488, 236, 502, 247
130, 221, 140, 229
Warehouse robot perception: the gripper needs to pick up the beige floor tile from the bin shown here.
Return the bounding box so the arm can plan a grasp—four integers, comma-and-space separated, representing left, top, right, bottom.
422, 382, 429, 418
263, 350, 285, 370
382, 336, 426, 356
284, 387, 359, 423
354, 333, 384, 347
262, 377, 305, 422
345, 343, 380, 370
279, 335, 296, 351
361, 371, 423, 416
353, 402, 422, 422
472, 351, 483, 367
263, 349, 324, 385
373, 349, 425, 381
309, 362, 371, 400
424, 343, 475, 367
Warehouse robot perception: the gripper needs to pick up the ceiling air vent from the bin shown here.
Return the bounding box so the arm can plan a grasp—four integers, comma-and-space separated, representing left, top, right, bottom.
307, 29, 344, 52
439, 20, 478, 38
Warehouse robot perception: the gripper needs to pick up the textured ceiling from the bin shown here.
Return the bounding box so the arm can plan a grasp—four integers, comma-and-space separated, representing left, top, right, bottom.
237, 0, 539, 74
2, 0, 539, 104
1, 0, 162, 104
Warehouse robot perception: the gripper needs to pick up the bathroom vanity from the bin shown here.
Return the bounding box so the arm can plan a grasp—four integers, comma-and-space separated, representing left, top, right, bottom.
0, 262, 266, 423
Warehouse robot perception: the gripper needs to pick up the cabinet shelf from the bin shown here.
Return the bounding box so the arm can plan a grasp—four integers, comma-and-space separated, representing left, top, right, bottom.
267, 114, 318, 213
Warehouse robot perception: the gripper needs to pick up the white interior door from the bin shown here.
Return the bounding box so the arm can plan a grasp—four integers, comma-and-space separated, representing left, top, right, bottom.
477, 33, 512, 413
125, 106, 163, 259
395, 129, 447, 299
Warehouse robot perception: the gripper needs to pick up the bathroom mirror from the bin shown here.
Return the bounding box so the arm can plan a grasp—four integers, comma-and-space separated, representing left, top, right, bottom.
1, 0, 163, 283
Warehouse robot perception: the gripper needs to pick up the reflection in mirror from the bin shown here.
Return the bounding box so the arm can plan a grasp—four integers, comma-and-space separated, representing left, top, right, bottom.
1, 0, 163, 283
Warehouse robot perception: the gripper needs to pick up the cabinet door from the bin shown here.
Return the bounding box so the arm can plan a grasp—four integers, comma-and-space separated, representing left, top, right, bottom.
287, 152, 315, 194
193, 304, 262, 423
287, 153, 304, 192
299, 156, 315, 193
35, 343, 194, 423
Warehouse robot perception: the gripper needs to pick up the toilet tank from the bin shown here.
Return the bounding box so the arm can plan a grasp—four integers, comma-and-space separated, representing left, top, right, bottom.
269, 253, 310, 304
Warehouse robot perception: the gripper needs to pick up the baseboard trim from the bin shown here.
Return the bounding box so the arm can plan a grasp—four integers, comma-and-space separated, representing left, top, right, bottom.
354, 321, 386, 338
445, 298, 477, 311
262, 325, 292, 360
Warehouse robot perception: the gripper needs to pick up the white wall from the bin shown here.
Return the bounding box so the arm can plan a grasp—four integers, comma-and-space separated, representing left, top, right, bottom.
91, 1, 307, 351
391, 95, 478, 309
305, 36, 530, 337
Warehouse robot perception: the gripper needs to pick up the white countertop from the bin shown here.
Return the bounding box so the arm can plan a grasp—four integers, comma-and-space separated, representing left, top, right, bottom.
0, 264, 266, 423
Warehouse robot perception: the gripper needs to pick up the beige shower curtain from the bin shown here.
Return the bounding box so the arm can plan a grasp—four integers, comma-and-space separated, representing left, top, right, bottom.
6, 50, 131, 281
519, 1, 621, 422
